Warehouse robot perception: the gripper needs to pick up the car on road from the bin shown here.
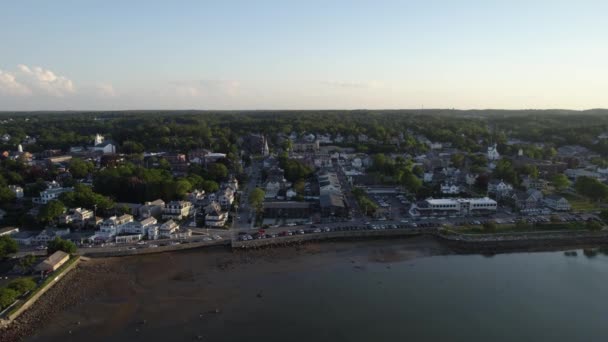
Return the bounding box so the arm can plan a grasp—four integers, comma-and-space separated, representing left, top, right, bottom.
148, 244, 158, 248
313, 228, 321, 233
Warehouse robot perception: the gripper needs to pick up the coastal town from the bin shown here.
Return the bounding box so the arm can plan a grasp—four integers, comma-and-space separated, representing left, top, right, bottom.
1, 111, 608, 329
3, 2, 608, 340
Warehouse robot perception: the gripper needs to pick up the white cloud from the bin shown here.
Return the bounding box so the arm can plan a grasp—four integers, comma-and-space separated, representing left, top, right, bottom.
0, 69, 31, 96
95, 83, 117, 98
17, 64, 75, 97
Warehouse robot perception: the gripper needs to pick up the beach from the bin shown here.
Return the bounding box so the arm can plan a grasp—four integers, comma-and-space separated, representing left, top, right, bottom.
2, 237, 443, 341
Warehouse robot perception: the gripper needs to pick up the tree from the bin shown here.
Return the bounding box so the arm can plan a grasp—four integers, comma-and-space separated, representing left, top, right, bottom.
121, 140, 145, 154
400, 170, 422, 194
208, 163, 229, 181
174, 179, 193, 198
249, 188, 265, 214
551, 174, 571, 191
519, 165, 539, 179
600, 209, 608, 223
59, 184, 114, 211
201, 180, 219, 193
158, 158, 171, 170
0, 288, 19, 309
586, 220, 603, 231
450, 153, 465, 168
68, 158, 94, 179
7, 277, 36, 294
0, 186, 15, 204
493, 159, 518, 185
575, 176, 608, 202
37, 200, 66, 223
17, 255, 36, 272
0, 235, 18, 258
47, 237, 77, 255
294, 179, 305, 194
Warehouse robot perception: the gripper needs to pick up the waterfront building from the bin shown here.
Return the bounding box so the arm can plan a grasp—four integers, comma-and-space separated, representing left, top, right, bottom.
410, 197, 497, 217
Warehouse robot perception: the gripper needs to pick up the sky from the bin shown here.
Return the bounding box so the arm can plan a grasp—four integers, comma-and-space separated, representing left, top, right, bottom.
1, 0, 607, 110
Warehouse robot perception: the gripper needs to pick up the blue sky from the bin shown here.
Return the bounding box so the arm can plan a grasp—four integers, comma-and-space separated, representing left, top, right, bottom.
1, 0, 607, 110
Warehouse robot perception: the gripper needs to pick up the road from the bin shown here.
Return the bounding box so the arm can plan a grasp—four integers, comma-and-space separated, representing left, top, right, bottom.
235, 159, 262, 230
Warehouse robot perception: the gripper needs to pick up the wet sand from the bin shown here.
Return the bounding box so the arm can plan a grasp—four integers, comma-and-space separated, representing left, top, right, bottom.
1, 236, 445, 342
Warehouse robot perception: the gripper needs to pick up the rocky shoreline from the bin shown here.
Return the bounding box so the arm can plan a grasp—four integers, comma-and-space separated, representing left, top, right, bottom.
0, 261, 119, 342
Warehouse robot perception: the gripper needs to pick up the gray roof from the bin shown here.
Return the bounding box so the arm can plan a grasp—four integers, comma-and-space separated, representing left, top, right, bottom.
545, 195, 566, 201
320, 193, 345, 208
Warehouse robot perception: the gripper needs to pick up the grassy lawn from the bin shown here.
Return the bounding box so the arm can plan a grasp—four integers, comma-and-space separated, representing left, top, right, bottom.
559, 193, 600, 212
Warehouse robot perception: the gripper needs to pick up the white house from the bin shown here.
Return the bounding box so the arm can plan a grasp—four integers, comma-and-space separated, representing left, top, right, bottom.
286, 188, 297, 199
465, 173, 478, 186
72, 208, 94, 224
205, 201, 228, 228
428, 142, 443, 150
139, 199, 165, 218
218, 187, 235, 209
33, 228, 70, 245
423, 172, 434, 183
120, 217, 157, 235
543, 195, 571, 211
162, 201, 192, 220
487, 180, 513, 197
147, 225, 159, 240
159, 220, 179, 238
440, 183, 461, 195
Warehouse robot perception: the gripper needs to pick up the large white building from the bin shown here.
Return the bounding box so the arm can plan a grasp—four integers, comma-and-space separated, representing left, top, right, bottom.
90, 134, 116, 154
487, 144, 500, 161
410, 197, 497, 217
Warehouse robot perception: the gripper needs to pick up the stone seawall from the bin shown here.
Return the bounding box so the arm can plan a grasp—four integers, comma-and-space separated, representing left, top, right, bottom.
81, 240, 230, 257
232, 228, 424, 248
436, 230, 608, 253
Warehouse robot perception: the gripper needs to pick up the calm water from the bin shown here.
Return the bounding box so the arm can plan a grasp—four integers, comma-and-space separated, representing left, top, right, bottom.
30, 244, 608, 342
